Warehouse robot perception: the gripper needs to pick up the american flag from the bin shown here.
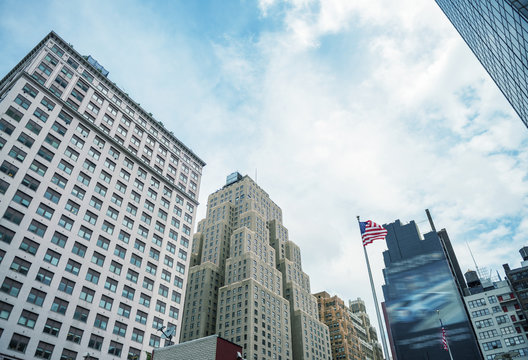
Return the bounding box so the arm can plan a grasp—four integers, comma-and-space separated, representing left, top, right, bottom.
442, 326, 448, 351
359, 220, 388, 246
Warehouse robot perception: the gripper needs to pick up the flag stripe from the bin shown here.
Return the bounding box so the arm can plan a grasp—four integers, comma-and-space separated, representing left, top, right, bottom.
360, 220, 388, 246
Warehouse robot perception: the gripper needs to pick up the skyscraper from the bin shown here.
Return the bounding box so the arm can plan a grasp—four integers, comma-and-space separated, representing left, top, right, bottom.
0, 32, 205, 360
180, 172, 331, 360
381, 217, 482, 359
435, 0, 528, 128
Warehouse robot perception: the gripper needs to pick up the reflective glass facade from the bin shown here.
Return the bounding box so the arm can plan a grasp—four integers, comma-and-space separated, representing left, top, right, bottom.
436, 0, 528, 128
381, 220, 481, 360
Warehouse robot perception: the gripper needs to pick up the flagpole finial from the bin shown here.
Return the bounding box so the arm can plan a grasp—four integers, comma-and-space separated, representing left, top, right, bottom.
356, 216, 360, 221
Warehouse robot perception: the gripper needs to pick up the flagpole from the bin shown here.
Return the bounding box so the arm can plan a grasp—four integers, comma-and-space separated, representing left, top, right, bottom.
357, 216, 391, 360
437, 310, 454, 360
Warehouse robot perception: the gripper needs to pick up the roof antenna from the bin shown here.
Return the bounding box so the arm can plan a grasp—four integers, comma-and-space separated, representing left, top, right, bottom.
425, 209, 436, 232
466, 241, 481, 275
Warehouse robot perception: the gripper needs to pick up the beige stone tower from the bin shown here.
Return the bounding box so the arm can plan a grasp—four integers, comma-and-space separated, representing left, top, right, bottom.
180, 173, 331, 360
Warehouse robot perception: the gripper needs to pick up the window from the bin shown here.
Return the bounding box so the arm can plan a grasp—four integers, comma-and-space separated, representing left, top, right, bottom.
104, 277, 118, 293
34, 107, 49, 122
122, 285, 135, 300
36, 268, 54, 285
164, 255, 174, 268
27, 287, 46, 305
127, 203, 138, 215
96, 235, 110, 250
100, 170, 111, 183
36, 203, 54, 219
50, 297, 69, 314
131, 328, 145, 344
94, 314, 109, 330
149, 334, 161, 347
58, 159, 73, 174
60, 349, 77, 360
44, 187, 61, 203
110, 260, 122, 275
102, 220, 115, 234
139, 293, 151, 308
88, 146, 101, 160
43, 318, 62, 336
113, 320, 127, 337
114, 244, 126, 259
58, 215, 74, 230
30, 159, 47, 176
18, 309, 38, 328
85, 268, 100, 284
100, 294, 113, 310
58, 277, 75, 294
150, 247, 160, 260
9, 145, 27, 162
28, 219, 47, 237
65, 200, 80, 215
136, 310, 148, 325
156, 300, 166, 314
159, 284, 169, 297
19, 237, 39, 254
131, 190, 141, 202
161, 270, 171, 282
152, 234, 163, 246
146, 262, 157, 275
91, 251, 105, 267
12, 190, 32, 207
65, 259, 81, 276
9, 256, 31, 275
118, 302, 131, 318
0, 161, 18, 177
108, 341, 123, 356
73, 306, 89, 322
66, 326, 83, 344
44, 249, 61, 266
72, 242, 87, 258
122, 216, 134, 229
131, 254, 143, 267
169, 306, 179, 319
77, 172, 91, 186
88, 334, 103, 350
166, 241, 176, 254
64, 146, 79, 161
83, 159, 96, 173
34, 341, 54, 359
94, 182, 107, 196
107, 206, 119, 220
482, 340, 502, 351
26, 119, 42, 134
51, 173, 67, 188
172, 291, 181, 304
137, 225, 149, 238
51, 231, 68, 247
127, 269, 139, 283
6, 106, 23, 122
71, 185, 86, 200
8, 333, 30, 353
174, 276, 183, 289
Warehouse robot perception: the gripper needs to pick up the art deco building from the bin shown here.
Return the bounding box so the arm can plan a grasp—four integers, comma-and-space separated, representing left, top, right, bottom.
314, 292, 383, 360
0, 32, 205, 360
435, 0, 528, 128
180, 173, 331, 360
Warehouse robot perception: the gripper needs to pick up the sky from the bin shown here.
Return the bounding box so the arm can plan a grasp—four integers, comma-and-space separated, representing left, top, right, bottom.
1, 0, 527, 342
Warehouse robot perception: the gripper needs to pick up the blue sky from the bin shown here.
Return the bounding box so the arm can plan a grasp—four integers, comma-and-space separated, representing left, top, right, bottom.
1, 0, 527, 336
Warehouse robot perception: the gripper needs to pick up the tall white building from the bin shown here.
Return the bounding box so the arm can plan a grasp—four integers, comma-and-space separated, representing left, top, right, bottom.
0, 32, 205, 360
180, 172, 332, 360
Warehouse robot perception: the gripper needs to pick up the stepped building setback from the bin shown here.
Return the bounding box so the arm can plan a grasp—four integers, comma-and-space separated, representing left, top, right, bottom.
0, 32, 205, 360
314, 292, 384, 360
180, 173, 331, 360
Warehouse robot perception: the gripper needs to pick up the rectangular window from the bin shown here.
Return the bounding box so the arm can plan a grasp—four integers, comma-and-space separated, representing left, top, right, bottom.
27, 288, 46, 305
72, 242, 87, 258
58, 277, 75, 294
65, 259, 81, 276
1, 277, 23, 297
77, 226, 92, 241
94, 314, 109, 330
99, 295, 113, 310
58, 159, 73, 174
6, 106, 23, 122
19, 237, 39, 254
12, 190, 32, 207
122, 285, 135, 300
91, 251, 105, 267
85, 268, 100, 284
104, 277, 118, 293
44, 187, 61, 203
9, 145, 27, 162
113, 321, 127, 337
88, 334, 103, 350
73, 306, 89, 322
26, 119, 42, 134
36, 203, 54, 220
35, 267, 54, 285
58, 215, 74, 230
0, 161, 18, 177
28, 219, 47, 237
66, 326, 83, 344
30, 159, 47, 176
8, 333, 30, 354
18, 310, 39, 329
44, 249, 61, 266
50, 297, 69, 314
110, 260, 122, 275
43, 318, 62, 336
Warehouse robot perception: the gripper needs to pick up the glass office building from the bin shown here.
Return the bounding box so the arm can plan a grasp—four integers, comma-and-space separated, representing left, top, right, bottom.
435, 0, 528, 129
381, 219, 482, 360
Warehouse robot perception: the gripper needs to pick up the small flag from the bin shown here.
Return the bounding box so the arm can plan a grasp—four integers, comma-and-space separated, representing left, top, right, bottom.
442, 326, 448, 351
360, 220, 388, 246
